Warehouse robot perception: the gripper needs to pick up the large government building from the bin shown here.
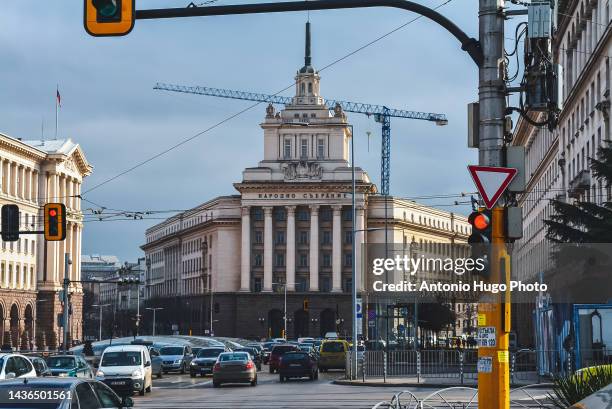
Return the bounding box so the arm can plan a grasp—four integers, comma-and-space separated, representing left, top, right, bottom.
0, 134, 92, 349
142, 24, 471, 340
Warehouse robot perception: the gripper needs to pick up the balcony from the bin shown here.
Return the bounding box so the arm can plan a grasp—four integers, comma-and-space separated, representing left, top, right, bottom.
568, 169, 591, 199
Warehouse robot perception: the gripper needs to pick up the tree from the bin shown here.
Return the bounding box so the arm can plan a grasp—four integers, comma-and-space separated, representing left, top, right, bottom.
545, 142, 612, 243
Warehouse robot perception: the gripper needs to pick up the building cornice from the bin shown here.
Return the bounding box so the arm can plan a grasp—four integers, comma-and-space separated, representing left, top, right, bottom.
141, 217, 239, 251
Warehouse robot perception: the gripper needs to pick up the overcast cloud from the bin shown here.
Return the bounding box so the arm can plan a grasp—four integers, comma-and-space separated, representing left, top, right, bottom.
1, 0, 518, 262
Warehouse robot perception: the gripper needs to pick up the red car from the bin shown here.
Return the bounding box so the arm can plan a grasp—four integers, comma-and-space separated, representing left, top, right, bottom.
268, 344, 299, 373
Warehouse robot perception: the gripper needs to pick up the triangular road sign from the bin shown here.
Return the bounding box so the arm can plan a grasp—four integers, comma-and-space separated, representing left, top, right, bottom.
468, 165, 518, 209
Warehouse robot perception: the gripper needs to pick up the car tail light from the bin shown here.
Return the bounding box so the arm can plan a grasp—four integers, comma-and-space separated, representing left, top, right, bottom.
245, 361, 254, 370
213, 363, 221, 372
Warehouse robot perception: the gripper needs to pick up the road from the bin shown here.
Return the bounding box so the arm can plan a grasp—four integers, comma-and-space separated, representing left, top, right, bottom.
130, 366, 552, 408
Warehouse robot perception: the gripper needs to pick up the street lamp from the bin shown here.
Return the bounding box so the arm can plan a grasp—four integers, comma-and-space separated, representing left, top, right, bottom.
92, 304, 111, 342
272, 282, 295, 340
348, 123, 359, 379
146, 307, 164, 336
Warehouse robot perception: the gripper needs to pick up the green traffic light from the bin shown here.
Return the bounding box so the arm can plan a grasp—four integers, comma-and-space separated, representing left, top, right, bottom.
92, 0, 118, 17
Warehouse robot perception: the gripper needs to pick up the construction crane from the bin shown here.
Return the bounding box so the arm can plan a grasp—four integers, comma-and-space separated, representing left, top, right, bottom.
153, 82, 448, 196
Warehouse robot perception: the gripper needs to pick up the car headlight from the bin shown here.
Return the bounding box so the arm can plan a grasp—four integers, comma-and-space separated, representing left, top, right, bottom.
190, 361, 197, 366
58, 372, 68, 377
174, 359, 182, 364
96, 370, 104, 377
132, 369, 142, 378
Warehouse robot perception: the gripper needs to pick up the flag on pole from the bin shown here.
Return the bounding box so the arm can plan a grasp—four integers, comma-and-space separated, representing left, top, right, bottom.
56, 89, 62, 108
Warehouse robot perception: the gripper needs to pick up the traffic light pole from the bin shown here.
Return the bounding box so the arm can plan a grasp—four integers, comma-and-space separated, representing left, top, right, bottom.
477, 0, 509, 407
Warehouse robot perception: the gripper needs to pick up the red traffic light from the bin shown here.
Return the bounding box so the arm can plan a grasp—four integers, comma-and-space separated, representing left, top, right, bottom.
49, 209, 57, 217
472, 213, 490, 230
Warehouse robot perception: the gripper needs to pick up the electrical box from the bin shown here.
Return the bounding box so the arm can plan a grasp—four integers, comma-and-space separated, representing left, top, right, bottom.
506, 146, 526, 192
468, 102, 479, 148
505, 206, 523, 240
528, 1, 552, 39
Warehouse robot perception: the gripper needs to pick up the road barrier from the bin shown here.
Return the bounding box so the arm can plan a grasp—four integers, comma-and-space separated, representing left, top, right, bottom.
348, 349, 606, 384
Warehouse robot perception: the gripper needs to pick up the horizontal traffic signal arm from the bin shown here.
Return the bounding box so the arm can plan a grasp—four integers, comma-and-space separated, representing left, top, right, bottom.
88, 0, 483, 66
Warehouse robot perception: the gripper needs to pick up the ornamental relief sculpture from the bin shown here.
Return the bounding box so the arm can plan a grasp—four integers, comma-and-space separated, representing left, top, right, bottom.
282, 161, 323, 180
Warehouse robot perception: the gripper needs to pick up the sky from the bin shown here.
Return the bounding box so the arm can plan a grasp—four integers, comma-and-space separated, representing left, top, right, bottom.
0, 1, 524, 262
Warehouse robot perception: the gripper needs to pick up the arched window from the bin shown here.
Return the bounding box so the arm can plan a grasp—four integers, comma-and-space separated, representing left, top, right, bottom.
308, 82, 313, 94
300, 83, 305, 95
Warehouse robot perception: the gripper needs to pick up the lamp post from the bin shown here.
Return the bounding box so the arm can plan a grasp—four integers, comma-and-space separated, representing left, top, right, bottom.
348, 124, 359, 379
92, 304, 110, 341
272, 282, 295, 340
146, 307, 164, 336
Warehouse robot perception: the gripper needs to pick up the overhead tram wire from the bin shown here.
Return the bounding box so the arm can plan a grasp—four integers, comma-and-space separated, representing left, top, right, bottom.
81, 0, 455, 195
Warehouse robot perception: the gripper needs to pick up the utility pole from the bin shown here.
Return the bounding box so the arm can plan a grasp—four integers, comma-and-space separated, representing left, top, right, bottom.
62, 253, 72, 352
477, 0, 510, 407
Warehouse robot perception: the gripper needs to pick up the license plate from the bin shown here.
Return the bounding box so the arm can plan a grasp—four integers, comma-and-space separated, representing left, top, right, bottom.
289, 363, 302, 367
111, 381, 126, 385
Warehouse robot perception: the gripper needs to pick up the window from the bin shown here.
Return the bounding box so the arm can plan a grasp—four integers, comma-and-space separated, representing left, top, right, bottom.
297, 210, 309, 221
296, 277, 308, 292
322, 253, 331, 267
75, 382, 101, 409
299, 231, 309, 244
308, 82, 313, 94
253, 208, 263, 221
275, 253, 285, 267
275, 231, 285, 245
320, 207, 332, 221
322, 231, 331, 245
320, 277, 331, 292
343, 209, 352, 221
344, 231, 353, 244
275, 209, 286, 221
284, 139, 292, 159
254, 277, 262, 292
343, 278, 352, 293
317, 138, 325, 159
299, 253, 308, 267
254, 253, 262, 267
300, 139, 308, 159
344, 252, 352, 267
254, 231, 263, 244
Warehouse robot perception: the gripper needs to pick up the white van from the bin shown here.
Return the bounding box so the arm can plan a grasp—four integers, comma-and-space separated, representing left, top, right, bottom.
96, 344, 152, 396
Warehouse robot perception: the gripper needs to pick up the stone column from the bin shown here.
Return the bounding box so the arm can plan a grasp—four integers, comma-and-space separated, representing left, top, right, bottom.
0, 160, 3, 194
33, 171, 39, 205
285, 206, 296, 292
263, 206, 273, 292
67, 177, 73, 209
355, 206, 366, 292
7, 162, 13, 196
19, 166, 25, 199
332, 205, 342, 292
240, 206, 251, 292
309, 205, 319, 292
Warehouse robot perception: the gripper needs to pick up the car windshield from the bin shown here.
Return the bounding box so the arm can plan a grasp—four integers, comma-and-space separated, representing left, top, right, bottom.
159, 347, 184, 355
197, 349, 224, 358
322, 342, 345, 353
219, 353, 248, 362
283, 353, 308, 361
47, 357, 76, 369
272, 345, 296, 354
101, 351, 142, 366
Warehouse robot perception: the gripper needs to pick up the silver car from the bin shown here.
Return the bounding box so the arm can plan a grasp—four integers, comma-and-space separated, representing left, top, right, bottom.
159, 345, 194, 374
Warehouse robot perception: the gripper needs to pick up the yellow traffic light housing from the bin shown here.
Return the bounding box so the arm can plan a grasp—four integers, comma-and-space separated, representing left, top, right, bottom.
44, 203, 67, 241
84, 0, 135, 37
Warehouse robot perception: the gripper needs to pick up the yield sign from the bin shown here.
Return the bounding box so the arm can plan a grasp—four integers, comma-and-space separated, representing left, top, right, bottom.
468, 165, 518, 209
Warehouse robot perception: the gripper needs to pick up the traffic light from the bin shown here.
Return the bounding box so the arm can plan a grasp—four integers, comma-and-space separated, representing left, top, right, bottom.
468, 209, 492, 278
44, 203, 67, 241
1, 204, 20, 242
84, 0, 135, 37
303, 299, 309, 312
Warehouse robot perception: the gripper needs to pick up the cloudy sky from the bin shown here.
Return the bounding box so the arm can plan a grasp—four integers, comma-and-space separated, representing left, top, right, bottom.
0, 1, 523, 262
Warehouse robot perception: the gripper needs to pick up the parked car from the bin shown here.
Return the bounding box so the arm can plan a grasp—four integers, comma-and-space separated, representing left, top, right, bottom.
0, 377, 134, 408
190, 347, 225, 377
148, 348, 164, 378
212, 351, 257, 387
0, 353, 37, 379
278, 351, 318, 382
30, 356, 52, 377
319, 340, 349, 372
159, 345, 194, 374
246, 343, 265, 361
233, 347, 262, 371
269, 344, 300, 374
191, 347, 203, 357
47, 355, 94, 378
96, 344, 153, 397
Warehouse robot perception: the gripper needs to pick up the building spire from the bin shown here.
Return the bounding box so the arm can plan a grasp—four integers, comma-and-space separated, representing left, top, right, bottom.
304, 21, 312, 68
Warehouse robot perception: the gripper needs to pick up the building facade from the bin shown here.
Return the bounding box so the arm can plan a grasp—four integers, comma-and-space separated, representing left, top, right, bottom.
142, 24, 471, 340
0, 134, 92, 349
512, 0, 612, 348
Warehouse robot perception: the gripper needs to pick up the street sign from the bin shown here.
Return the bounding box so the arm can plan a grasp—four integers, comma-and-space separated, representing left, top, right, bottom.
477, 357, 493, 373
468, 165, 518, 209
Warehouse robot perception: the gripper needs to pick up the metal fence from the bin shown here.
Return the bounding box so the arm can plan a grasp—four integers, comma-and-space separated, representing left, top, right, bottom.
346, 349, 601, 384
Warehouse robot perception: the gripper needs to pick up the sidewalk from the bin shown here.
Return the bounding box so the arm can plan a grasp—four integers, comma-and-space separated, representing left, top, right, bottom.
334, 374, 547, 388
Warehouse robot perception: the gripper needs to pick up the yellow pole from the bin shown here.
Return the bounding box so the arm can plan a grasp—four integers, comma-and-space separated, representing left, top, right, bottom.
477, 207, 510, 408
